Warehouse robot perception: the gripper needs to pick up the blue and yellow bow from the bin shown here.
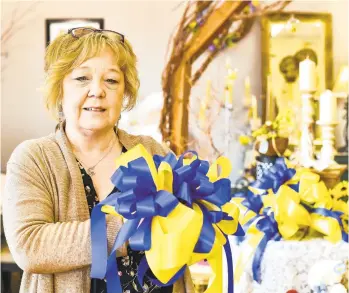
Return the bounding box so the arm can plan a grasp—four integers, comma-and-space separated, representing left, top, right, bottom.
91, 144, 244, 293
232, 159, 348, 284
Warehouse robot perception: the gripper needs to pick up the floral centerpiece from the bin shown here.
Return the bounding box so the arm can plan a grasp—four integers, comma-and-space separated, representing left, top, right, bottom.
251, 110, 293, 157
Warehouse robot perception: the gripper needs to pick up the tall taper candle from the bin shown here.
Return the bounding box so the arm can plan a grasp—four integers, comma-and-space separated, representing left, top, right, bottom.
199, 80, 212, 127
224, 76, 233, 106
244, 76, 251, 106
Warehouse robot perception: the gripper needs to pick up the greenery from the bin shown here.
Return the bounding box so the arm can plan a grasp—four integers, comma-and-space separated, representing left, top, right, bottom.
238, 110, 293, 146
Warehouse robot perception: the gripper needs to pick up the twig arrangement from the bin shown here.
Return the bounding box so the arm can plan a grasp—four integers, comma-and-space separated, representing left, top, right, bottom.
160, 0, 292, 149
1, 1, 40, 71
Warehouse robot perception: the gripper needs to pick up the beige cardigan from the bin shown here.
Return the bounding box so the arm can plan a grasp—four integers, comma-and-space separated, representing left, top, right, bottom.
3, 121, 194, 293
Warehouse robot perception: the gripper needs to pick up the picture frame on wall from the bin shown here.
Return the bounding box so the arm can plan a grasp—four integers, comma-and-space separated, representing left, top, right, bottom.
45, 18, 104, 46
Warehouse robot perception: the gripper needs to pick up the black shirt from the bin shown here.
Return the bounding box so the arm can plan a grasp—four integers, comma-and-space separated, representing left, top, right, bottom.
77, 146, 173, 293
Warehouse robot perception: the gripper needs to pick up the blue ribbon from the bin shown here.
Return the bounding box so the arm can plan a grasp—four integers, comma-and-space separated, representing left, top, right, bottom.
232, 189, 264, 214
91, 150, 242, 292
251, 158, 296, 193
251, 210, 281, 283
223, 235, 234, 293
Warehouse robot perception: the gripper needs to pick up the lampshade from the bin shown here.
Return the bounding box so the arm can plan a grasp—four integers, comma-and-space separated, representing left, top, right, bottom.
333, 65, 348, 97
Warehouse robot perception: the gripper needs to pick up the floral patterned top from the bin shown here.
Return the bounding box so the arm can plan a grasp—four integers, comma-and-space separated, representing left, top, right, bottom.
77, 146, 173, 293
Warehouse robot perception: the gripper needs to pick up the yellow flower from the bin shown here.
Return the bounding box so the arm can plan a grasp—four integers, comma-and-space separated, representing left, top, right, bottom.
188, 21, 197, 30
239, 135, 251, 146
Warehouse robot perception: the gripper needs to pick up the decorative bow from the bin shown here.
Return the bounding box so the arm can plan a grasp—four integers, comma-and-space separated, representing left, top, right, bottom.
232, 159, 348, 284
91, 144, 244, 293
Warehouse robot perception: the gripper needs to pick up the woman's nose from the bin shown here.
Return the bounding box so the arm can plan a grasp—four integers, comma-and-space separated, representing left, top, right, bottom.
88, 79, 106, 98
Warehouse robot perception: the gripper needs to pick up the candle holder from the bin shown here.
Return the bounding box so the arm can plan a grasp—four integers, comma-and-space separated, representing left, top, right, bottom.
299, 90, 316, 167
316, 120, 339, 167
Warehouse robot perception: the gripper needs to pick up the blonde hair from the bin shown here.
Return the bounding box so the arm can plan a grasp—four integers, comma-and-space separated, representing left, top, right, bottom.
43, 29, 140, 121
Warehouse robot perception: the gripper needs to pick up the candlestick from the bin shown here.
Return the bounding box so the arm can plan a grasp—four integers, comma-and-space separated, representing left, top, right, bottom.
298, 89, 316, 167
316, 120, 339, 168
199, 80, 212, 128
299, 57, 317, 91
319, 90, 337, 123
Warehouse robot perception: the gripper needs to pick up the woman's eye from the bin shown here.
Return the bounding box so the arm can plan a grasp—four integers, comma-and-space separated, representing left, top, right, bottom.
106, 79, 118, 84
75, 76, 89, 82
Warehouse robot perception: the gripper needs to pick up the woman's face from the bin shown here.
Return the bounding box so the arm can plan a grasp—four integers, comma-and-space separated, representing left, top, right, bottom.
61, 47, 125, 132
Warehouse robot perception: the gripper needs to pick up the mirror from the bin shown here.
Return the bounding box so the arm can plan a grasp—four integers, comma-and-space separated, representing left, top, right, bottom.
261, 12, 333, 146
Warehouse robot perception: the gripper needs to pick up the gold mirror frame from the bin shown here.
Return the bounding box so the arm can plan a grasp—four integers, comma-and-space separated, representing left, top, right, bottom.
261, 12, 333, 123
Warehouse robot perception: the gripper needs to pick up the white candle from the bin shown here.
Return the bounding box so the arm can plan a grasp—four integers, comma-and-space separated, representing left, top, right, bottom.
251, 95, 258, 120
224, 77, 233, 106
244, 76, 251, 106
319, 90, 337, 123
299, 57, 317, 91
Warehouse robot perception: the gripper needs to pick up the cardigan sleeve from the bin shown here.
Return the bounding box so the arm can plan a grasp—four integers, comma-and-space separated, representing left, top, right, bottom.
2, 141, 123, 274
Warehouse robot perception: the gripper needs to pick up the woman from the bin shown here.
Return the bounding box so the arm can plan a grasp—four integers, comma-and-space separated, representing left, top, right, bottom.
3, 27, 194, 293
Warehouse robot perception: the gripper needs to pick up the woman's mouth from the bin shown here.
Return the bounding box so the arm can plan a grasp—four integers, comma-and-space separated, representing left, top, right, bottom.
83, 107, 106, 112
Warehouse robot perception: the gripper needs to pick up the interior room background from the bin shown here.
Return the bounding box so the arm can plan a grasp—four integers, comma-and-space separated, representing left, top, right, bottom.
1, 0, 348, 182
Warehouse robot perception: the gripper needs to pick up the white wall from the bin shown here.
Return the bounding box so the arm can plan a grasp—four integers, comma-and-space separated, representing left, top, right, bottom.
1, 0, 348, 176
1, 0, 186, 171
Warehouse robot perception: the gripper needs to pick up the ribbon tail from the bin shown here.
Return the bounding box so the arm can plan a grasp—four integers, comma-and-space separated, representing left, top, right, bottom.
91, 205, 108, 279
106, 249, 122, 293
252, 235, 268, 283
105, 219, 141, 293
224, 236, 234, 293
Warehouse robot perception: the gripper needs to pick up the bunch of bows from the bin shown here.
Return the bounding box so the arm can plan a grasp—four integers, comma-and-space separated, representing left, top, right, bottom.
231, 158, 348, 284
90, 144, 244, 293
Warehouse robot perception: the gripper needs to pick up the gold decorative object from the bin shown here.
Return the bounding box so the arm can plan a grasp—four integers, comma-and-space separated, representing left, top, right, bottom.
304, 164, 348, 189
261, 12, 333, 143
